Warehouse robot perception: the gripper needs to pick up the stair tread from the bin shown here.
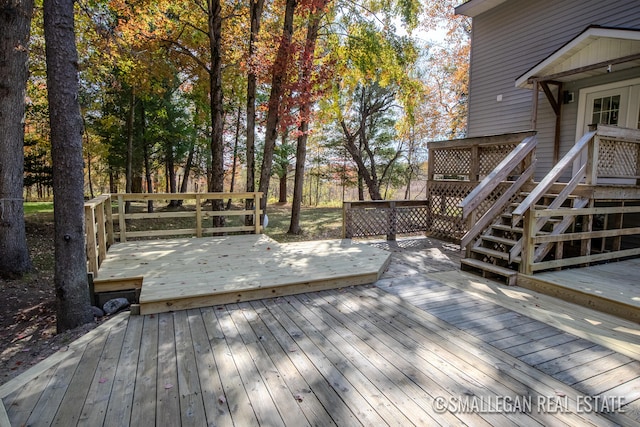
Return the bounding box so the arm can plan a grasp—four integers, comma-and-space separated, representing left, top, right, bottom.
481, 235, 518, 245
471, 246, 510, 260
461, 258, 517, 277
492, 224, 523, 233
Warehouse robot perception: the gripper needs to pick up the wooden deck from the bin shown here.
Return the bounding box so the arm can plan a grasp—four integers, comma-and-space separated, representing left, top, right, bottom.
518, 258, 640, 323
1, 237, 640, 426
94, 235, 391, 315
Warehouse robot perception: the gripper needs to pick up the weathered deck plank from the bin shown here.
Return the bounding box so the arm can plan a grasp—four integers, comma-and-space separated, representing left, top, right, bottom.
1, 237, 639, 426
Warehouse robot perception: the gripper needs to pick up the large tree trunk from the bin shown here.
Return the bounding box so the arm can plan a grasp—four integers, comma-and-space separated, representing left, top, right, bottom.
208, 0, 225, 226
258, 0, 297, 217
288, 5, 324, 235
0, 0, 34, 277
43, 0, 94, 331
245, 0, 264, 225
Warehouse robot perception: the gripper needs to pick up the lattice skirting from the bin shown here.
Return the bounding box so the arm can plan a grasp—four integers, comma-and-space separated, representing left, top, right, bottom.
344, 206, 429, 238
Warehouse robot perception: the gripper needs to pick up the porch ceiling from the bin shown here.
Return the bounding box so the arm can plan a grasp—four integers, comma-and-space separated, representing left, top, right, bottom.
516, 26, 640, 88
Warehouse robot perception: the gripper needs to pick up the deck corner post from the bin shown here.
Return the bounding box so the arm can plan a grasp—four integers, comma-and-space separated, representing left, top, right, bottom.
342, 202, 351, 238
195, 194, 203, 237
105, 194, 115, 246
85, 204, 99, 277
117, 194, 127, 242
387, 201, 397, 241
520, 208, 535, 275
255, 192, 262, 234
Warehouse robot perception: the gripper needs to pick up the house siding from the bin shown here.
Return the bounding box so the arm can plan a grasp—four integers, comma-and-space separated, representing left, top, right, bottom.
465, 0, 640, 178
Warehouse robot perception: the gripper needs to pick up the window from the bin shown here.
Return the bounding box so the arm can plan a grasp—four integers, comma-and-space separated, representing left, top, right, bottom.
591, 95, 620, 126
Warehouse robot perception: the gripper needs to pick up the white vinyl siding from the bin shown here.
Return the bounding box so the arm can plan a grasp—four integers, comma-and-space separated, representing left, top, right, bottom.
465, 0, 640, 178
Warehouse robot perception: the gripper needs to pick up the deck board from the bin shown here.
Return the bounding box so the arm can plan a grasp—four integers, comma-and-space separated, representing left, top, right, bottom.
96, 235, 391, 314
2, 237, 640, 426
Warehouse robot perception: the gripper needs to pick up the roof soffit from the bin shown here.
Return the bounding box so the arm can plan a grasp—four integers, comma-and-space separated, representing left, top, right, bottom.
516, 26, 640, 88
455, 0, 509, 17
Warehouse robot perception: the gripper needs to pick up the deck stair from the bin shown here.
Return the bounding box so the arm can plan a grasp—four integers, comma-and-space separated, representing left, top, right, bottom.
458, 131, 601, 285
461, 192, 584, 285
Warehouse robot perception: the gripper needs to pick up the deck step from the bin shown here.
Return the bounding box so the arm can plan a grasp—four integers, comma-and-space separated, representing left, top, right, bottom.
461, 258, 518, 285
492, 224, 524, 233
471, 246, 510, 261
481, 235, 519, 246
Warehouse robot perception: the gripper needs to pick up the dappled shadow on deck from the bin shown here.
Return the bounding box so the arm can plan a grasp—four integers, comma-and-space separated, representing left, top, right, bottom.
1, 237, 639, 425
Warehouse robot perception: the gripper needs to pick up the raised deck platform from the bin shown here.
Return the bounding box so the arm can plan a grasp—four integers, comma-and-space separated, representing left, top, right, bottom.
95, 235, 391, 315
518, 258, 640, 323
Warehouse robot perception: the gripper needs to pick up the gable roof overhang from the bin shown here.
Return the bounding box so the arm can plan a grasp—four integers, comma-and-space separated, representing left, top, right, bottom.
454, 0, 509, 17
516, 26, 640, 89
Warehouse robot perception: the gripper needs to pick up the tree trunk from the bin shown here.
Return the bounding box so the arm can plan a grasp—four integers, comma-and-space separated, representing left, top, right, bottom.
180, 142, 195, 194
289, 5, 324, 234
0, 0, 34, 277
227, 105, 241, 210
245, 0, 264, 225
288, 121, 307, 234
141, 101, 153, 212
43, 0, 94, 331
143, 143, 154, 212
124, 89, 135, 213
278, 172, 287, 203
258, 0, 297, 217
208, 0, 225, 226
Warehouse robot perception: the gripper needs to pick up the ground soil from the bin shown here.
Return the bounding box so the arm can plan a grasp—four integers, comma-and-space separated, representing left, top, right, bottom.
0, 216, 102, 385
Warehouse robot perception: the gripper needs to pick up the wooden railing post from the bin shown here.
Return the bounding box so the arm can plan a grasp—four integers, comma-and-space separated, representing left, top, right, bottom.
254, 192, 261, 234
585, 133, 599, 185
342, 202, 350, 238
195, 194, 202, 237
117, 194, 127, 242
95, 199, 107, 268
84, 204, 99, 277
520, 209, 535, 275
387, 201, 396, 241
105, 194, 114, 246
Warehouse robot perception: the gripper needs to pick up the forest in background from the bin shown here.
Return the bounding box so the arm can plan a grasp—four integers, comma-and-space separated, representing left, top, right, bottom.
22, 0, 470, 207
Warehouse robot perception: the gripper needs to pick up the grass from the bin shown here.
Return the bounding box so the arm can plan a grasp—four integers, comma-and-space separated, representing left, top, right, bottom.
264, 204, 343, 243
23, 202, 54, 215
23, 200, 344, 243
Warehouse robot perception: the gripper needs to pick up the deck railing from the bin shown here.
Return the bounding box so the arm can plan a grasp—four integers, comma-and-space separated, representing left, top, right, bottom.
84, 192, 263, 277
114, 192, 263, 242
515, 125, 640, 274
427, 130, 537, 242
459, 135, 537, 248
522, 204, 640, 273
85, 194, 115, 277
342, 200, 429, 240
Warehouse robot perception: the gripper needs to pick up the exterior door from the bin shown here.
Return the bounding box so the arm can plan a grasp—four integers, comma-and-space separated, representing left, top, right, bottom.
575, 79, 640, 183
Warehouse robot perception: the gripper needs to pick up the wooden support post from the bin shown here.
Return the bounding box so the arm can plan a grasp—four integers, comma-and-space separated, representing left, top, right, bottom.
585, 134, 599, 185
342, 202, 351, 238
254, 192, 261, 234
470, 144, 479, 182
85, 204, 99, 277
96, 203, 107, 269
117, 194, 127, 242
105, 194, 114, 246
611, 201, 624, 252
580, 199, 595, 266
521, 209, 536, 275
195, 194, 202, 238
387, 201, 396, 241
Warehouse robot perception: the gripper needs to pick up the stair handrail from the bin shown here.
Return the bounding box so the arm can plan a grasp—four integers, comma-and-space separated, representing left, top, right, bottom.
459, 134, 538, 220
511, 130, 596, 225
